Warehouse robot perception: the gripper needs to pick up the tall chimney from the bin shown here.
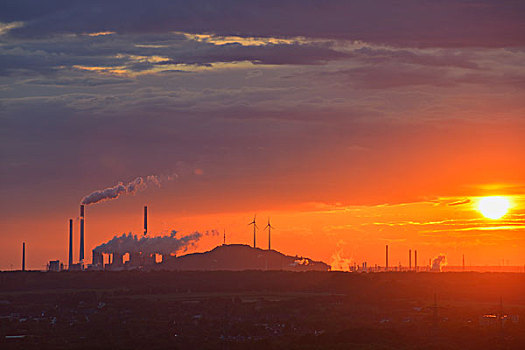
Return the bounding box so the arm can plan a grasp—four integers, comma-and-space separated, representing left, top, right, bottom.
144, 206, 148, 235
414, 250, 418, 271
385, 245, 389, 271
69, 219, 73, 268
79, 205, 85, 263
462, 254, 465, 271
409, 249, 412, 270
22, 242, 25, 271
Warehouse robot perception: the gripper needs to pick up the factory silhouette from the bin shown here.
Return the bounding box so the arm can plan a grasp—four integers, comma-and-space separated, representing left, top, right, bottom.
53, 204, 330, 272
39, 203, 458, 273
23, 178, 518, 273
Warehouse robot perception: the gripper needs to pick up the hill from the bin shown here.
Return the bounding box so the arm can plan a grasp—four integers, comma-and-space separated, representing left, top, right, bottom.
158, 244, 330, 271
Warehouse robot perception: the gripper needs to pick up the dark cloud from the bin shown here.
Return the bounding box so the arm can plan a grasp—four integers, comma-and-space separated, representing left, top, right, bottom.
2, 0, 524, 47
24, 76, 134, 87
157, 42, 350, 66
0, 32, 348, 76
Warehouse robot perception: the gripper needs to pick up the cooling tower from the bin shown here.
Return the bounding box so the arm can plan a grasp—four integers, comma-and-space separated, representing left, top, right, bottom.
92, 250, 103, 266
112, 252, 124, 266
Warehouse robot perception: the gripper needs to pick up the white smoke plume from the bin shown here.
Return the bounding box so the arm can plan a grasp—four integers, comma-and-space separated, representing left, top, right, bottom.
291, 258, 311, 267
431, 255, 447, 272
330, 244, 353, 271
80, 163, 203, 205
93, 230, 219, 255
81, 176, 160, 205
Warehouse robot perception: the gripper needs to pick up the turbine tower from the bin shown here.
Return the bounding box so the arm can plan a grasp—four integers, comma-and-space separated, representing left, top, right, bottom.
248, 214, 257, 248
265, 218, 274, 250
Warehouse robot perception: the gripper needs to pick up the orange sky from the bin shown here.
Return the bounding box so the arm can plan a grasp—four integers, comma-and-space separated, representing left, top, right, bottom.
2, 188, 524, 270
1, 1, 525, 270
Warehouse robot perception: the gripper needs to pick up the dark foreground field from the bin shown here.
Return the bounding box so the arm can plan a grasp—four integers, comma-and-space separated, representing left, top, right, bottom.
1, 271, 524, 349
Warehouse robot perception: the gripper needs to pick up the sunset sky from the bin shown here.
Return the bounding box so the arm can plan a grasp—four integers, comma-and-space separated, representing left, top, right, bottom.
1, 1, 524, 270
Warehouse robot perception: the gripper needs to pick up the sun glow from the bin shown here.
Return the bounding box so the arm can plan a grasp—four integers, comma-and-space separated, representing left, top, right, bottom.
477, 196, 511, 219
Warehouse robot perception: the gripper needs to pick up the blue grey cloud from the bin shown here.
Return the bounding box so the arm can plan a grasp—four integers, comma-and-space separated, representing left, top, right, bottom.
2, 1, 524, 47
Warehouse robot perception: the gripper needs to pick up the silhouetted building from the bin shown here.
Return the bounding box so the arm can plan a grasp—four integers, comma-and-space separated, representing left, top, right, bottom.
48, 260, 61, 272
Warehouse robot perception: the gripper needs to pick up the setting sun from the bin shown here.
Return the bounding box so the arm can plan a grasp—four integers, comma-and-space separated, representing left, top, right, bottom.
477, 196, 511, 219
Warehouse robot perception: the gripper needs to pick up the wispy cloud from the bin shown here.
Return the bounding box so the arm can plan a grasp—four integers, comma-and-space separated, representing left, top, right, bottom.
0, 21, 23, 35
422, 225, 525, 233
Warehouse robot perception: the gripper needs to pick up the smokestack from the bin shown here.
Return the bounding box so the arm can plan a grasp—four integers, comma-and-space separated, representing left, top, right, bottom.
22, 242, 25, 271
409, 249, 412, 270
144, 206, 147, 235
69, 219, 73, 268
415, 250, 418, 271
79, 205, 85, 263
385, 245, 389, 271
462, 254, 465, 271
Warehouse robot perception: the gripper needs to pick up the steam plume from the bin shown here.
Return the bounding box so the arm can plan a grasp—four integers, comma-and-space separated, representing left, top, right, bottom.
94, 230, 219, 255
431, 255, 447, 272
80, 164, 203, 205
81, 176, 160, 205
330, 246, 353, 271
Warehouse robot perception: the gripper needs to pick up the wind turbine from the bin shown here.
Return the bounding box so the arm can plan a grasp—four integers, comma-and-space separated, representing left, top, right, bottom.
248, 214, 257, 248
265, 218, 274, 251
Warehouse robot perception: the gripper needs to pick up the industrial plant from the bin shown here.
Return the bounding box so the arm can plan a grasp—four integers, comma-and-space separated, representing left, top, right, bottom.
46, 204, 330, 272
12, 183, 501, 273
29, 202, 465, 273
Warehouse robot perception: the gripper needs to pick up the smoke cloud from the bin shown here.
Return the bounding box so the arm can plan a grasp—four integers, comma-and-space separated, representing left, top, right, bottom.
80, 164, 202, 205
81, 176, 160, 205
330, 245, 353, 271
94, 230, 219, 255
431, 254, 447, 272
